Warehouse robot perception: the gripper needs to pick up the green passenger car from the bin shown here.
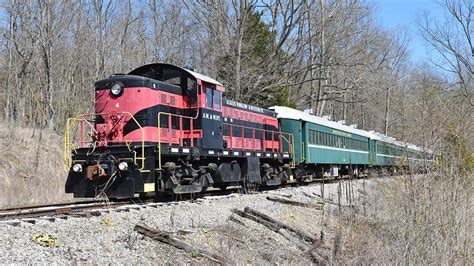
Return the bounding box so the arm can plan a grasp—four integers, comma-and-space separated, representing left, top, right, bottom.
304, 123, 369, 165
279, 118, 370, 165
272, 106, 433, 178
376, 141, 405, 166
272, 106, 374, 170
373, 136, 431, 170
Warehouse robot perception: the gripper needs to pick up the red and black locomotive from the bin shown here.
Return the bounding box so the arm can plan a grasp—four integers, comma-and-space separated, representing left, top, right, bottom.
65, 63, 294, 198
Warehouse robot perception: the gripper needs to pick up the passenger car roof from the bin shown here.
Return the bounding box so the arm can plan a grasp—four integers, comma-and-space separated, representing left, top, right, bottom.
270, 106, 378, 139
271, 106, 428, 152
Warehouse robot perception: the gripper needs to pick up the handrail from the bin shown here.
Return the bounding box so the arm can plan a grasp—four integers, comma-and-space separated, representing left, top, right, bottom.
301, 141, 305, 161
63, 117, 79, 172
222, 122, 294, 155
281, 134, 295, 168
157, 112, 196, 171
157, 85, 201, 171
63, 112, 145, 172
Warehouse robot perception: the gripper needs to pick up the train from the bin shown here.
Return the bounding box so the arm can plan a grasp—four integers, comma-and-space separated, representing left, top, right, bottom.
64, 63, 433, 199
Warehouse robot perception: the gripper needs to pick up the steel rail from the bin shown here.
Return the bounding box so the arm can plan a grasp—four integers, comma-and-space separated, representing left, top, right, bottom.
0, 173, 384, 222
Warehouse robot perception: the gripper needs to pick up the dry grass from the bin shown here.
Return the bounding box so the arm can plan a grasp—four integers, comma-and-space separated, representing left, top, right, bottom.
333, 173, 473, 264
0, 123, 72, 208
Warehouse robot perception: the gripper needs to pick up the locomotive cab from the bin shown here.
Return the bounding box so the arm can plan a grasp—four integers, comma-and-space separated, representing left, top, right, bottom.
200, 83, 224, 153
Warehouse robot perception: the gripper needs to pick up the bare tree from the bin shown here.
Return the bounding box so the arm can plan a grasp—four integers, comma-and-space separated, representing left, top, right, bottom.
1, 0, 36, 125
419, 0, 474, 107
32, 0, 77, 128
0, 0, 469, 149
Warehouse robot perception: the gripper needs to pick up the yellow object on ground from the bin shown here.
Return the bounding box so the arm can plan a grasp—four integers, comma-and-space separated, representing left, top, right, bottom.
31, 233, 59, 247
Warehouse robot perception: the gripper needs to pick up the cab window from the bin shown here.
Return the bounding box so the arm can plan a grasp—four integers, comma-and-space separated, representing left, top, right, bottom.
205, 87, 222, 110
213, 91, 221, 110
206, 87, 213, 108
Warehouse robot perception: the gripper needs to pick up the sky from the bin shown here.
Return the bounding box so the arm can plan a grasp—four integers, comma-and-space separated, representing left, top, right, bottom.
375, 0, 445, 63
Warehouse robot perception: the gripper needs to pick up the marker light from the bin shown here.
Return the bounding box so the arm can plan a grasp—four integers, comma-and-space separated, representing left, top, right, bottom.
72, 164, 83, 172
118, 162, 128, 171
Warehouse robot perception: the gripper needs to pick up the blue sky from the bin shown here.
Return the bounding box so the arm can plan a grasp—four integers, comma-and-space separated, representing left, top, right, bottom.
374, 0, 444, 63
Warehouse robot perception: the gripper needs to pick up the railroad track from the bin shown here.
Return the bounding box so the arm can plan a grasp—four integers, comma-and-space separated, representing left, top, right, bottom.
0, 201, 130, 223
0, 187, 245, 224
0, 175, 370, 224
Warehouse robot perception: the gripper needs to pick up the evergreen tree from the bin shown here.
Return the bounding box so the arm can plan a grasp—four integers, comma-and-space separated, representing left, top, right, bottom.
216, 7, 294, 108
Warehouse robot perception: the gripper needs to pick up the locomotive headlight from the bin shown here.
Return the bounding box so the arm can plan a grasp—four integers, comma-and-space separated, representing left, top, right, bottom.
72, 164, 83, 173
110, 83, 123, 96
118, 162, 128, 171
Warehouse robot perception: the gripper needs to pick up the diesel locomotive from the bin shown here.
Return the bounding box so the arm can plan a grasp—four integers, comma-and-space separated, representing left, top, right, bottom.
64, 63, 433, 199
65, 63, 293, 198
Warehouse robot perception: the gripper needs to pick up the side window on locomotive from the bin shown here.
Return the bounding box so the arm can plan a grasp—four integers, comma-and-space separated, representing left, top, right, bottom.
187, 78, 197, 91
206, 87, 213, 108
205, 87, 222, 110
213, 91, 222, 110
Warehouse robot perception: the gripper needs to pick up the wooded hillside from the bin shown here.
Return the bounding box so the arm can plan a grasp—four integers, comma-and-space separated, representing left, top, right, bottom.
0, 0, 472, 149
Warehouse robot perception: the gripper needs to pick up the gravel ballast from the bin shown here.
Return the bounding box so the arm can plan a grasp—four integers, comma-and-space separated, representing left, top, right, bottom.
0, 178, 378, 264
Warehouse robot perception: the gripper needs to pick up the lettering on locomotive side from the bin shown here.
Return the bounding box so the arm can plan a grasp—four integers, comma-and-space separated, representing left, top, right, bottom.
332, 129, 352, 138
225, 99, 264, 114
203, 112, 221, 121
